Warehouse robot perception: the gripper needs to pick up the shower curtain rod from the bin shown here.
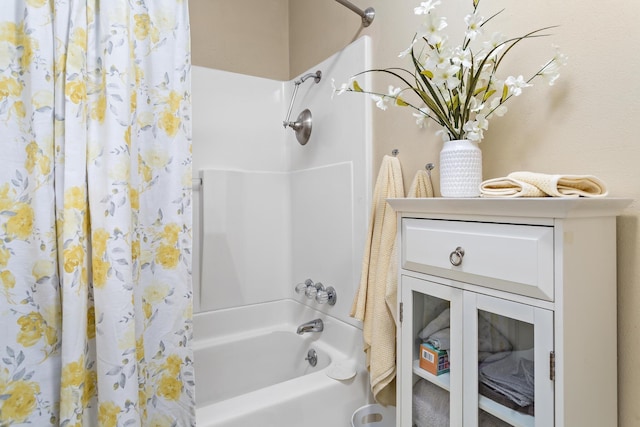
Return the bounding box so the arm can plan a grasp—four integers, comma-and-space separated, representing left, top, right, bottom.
334, 0, 375, 27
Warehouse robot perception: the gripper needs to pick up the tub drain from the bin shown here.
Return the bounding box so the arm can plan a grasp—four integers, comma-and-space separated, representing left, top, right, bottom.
305, 349, 318, 367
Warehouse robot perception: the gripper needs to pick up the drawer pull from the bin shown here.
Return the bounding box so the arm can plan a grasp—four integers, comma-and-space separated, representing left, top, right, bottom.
449, 247, 465, 266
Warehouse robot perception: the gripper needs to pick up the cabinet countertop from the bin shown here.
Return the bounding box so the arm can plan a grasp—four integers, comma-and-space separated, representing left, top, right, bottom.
387, 197, 632, 219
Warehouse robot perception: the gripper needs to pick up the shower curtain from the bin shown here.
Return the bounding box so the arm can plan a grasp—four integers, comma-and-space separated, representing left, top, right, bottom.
0, 1, 194, 425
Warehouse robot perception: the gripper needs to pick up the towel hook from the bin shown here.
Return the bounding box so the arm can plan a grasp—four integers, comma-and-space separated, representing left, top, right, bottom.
392, 149, 399, 157
425, 163, 435, 177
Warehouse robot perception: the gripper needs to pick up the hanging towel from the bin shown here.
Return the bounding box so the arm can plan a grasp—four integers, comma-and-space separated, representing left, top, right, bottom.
351, 155, 404, 406
407, 169, 435, 198
480, 171, 609, 198
381, 168, 435, 363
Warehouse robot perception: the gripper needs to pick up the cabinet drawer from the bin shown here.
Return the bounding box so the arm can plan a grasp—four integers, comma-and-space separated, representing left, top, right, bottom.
402, 219, 554, 300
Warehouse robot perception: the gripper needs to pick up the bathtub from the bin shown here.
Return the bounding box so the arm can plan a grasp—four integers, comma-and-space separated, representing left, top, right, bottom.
194, 299, 371, 427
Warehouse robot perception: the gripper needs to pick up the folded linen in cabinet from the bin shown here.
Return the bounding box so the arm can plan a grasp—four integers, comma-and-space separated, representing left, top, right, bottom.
413, 379, 512, 427
479, 348, 535, 408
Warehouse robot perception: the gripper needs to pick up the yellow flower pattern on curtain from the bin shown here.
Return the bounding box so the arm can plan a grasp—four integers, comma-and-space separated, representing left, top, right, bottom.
1, 1, 194, 425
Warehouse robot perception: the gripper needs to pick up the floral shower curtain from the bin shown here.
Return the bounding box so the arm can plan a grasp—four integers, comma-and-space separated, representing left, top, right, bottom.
0, 1, 194, 426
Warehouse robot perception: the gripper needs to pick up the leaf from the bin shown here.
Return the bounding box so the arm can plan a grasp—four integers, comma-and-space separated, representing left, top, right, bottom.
483, 89, 496, 101
6, 346, 15, 358
501, 84, 509, 102
396, 97, 409, 107
420, 70, 434, 79
352, 80, 363, 92
12, 367, 26, 381
106, 366, 122, 376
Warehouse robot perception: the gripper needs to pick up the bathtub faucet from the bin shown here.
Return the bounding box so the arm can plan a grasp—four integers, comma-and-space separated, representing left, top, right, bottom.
296, 319, 324, 335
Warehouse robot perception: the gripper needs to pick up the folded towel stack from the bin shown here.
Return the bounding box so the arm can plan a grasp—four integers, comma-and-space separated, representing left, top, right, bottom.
480, 171, 608, 198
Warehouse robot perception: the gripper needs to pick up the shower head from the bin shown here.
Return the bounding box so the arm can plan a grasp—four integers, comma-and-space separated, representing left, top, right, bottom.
297, 70, 322, 85
288, 109, 313, 146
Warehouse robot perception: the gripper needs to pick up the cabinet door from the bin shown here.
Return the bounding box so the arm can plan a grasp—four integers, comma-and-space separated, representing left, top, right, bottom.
399, 275, 464, 427
463, 293, 554, 427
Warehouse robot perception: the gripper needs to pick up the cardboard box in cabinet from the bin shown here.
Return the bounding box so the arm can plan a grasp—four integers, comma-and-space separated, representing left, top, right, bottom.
419, 343, 449, 375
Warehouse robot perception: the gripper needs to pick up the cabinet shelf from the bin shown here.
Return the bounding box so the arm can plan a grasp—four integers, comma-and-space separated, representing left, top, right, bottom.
478, 395, 534, 427
412, 359, 450, 391
413, 360, 535, 427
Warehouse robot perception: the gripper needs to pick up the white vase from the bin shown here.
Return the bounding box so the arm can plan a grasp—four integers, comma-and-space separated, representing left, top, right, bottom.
439, 139, 482, 197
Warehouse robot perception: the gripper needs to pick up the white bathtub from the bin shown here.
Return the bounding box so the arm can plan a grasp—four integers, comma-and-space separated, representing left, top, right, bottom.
194, 299, 371, 427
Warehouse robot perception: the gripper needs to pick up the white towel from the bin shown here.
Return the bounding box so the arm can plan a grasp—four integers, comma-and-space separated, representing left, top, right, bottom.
351, 155, 404, 406
480, 171, 609, 198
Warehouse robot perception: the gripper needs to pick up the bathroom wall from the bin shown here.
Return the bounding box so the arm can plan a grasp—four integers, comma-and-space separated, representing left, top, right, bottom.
189, 0, 290, 81
192, 37, 371, 327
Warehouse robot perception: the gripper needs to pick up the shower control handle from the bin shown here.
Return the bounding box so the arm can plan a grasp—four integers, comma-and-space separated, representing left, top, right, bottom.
293, 279, 337, 305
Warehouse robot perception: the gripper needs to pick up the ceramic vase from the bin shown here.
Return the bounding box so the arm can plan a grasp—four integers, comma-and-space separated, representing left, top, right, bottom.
439, 139, 482, 197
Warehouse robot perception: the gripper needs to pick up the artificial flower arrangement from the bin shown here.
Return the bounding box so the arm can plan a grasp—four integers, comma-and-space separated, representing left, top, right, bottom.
335, 0, 568, 144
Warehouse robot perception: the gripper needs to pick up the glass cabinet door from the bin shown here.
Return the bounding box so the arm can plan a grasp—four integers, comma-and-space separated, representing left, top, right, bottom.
463, 293, 554, 427
400, 275, 463, 427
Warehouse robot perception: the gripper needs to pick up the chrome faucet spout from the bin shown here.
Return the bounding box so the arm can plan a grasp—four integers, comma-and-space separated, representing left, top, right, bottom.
296, 318, 324, 335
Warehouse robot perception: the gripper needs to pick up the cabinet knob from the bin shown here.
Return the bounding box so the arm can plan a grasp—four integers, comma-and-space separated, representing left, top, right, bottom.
449, 247, 465, 266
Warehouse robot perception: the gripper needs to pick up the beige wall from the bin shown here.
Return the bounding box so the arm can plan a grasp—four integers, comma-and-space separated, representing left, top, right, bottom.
190, 0, 640, 424
190, 0, 290, 80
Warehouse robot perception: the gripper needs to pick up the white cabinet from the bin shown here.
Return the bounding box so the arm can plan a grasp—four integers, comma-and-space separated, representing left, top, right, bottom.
389, 199, 630, 427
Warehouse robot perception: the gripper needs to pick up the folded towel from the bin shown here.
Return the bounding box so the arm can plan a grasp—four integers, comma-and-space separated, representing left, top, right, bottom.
407, 169, 435, 198
480, 171, 608, 198
479, 177, 547, 198
351, 155, 404, 406
413, 379, 512, 427
479, 349, 535, 408
418, 308, 513, 357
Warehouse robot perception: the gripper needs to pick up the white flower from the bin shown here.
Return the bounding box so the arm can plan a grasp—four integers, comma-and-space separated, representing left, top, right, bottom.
399, 39, 417, 58
331, 78, 349, 98
435, 129, 449, 142
371, 94, 389, 110
414, 0, 441, 15
464, 12, 484, 41
424, 46, 453, 70
451, 46, 472, 69
413, 107, 430, 128
418, 14, 448, 46
387, 85, 402, 97
433, 64, 461, 90
468, 96, 484, 113
370, 87, 401, 111
462, 115, 488, 142
505, 75, 532, 96
489, 97, 508, 117
540, 46, 568, 86
482, 32, 506, 58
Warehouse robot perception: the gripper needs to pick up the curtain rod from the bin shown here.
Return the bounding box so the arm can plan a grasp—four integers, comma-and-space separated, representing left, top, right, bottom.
334, 0, 375, 27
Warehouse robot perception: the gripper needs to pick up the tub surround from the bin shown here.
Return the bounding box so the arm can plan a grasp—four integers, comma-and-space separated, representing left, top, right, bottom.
192, 37, 372, 328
